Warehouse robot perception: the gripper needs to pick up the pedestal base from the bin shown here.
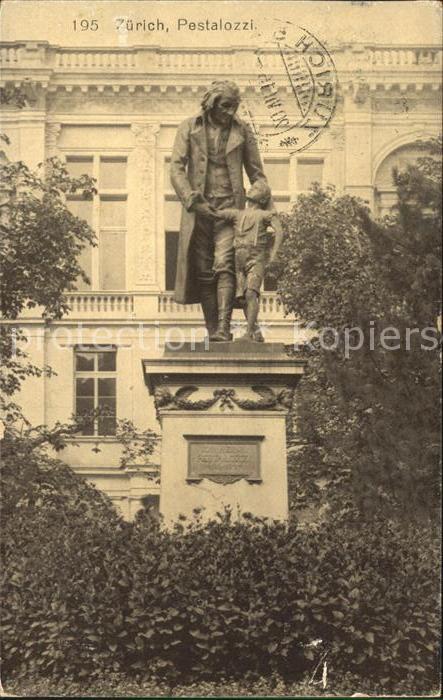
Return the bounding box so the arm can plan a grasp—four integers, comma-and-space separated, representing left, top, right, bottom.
143, 342, 305, 526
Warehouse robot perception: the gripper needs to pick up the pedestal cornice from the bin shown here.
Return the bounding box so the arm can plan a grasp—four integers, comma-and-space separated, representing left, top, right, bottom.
143, 342, 307, 420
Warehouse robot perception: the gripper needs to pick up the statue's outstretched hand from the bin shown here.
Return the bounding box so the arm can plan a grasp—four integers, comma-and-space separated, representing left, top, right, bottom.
213, 209, 234, 221
191, 201, 218, 219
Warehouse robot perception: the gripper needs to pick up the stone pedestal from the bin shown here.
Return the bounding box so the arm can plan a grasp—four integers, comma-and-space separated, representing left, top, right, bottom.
143, 342, 305, 526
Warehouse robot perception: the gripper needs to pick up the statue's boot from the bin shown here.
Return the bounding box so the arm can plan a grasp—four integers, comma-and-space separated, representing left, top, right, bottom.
237, 305, 264, 342
200, 284, 218, 337
235, 328, 264, 343
210, 274, 234, 342
236, 316, 265, 343
252, 324, 265, 342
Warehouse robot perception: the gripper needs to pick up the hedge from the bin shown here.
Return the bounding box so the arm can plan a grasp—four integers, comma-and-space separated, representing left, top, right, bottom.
1, 457, 440, 693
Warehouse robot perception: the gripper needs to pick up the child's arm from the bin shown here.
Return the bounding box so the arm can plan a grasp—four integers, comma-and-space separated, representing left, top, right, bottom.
268, 211, 284, 263
214, 207, 239, 222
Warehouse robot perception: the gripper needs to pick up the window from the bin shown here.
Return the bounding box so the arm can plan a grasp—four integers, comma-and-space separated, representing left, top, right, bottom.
264, 157, 291, 214
262, 158, 290, 291
163, 155, 172, 191
374, 144, 423, 217
296, 159, 324, 192
141, 494, 160, 517
66, 155, 128, 291
263, 273, 277, 292
75, 348, 117, 436
100, 157, 127, 190
67, 196, 93, 289
165, 231, 179, 291
264, 158, 289, 192
164, 155, 181, 291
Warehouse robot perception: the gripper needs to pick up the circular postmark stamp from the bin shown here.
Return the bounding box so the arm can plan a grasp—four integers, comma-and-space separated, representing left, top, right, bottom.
242, 22, 338, 154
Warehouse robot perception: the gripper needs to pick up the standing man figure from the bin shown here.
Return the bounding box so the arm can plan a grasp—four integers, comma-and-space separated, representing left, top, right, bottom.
170, 80, 268, 341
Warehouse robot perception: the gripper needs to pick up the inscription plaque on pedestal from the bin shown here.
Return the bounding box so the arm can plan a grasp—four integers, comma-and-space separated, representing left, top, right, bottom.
184, 435, 264, 484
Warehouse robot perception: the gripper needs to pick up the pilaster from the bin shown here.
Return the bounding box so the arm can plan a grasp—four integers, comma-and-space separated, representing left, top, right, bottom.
343, 88, 374, 207
128, 122, 161, 291
11, 112, 46, 169
325, 124, 345, 194
45, 122, 61, 159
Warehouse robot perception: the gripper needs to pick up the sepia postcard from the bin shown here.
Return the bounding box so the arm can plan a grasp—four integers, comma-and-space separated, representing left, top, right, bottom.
0, 0, 441, 697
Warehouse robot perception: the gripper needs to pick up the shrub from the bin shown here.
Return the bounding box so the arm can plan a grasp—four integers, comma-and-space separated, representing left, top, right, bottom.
1, 458, 440, 695
7, 670, 437, 698
274, 141, 441, 523
122, 512, 440, 690
0, 447, 127, 679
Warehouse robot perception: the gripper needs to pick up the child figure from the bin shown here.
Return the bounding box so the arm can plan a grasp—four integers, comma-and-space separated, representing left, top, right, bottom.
217, 179, 283, 342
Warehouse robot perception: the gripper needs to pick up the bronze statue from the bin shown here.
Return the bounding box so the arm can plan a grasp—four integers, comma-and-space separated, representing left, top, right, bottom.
216, 180, 283, 342
170, 80, 268, 341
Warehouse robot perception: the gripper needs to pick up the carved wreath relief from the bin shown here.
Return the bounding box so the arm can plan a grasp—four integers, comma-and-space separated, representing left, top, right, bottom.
154, 384, 294, 412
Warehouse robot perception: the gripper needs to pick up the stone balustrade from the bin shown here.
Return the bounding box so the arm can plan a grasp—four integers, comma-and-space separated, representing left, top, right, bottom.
62, 292, 284, 321
67, 293, 135, 317
368, 47, 442, 67
0, 42, 441, 81
55, 50, 138, 70
0, 44, 21, 64
157, 293, 201, 317
59, 292, 283, 321
157, 292, 283, 320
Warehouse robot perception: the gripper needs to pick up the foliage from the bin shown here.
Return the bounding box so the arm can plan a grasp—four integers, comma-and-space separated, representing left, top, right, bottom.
374, 136, 442, 325
276, 139, 441, 522
6, 669, 439, 698
0, 149, 159, 462
115, 418, 160, 470
1, 409, 159, 481
0, 325, 56, 426
0, 421, 124, 677
0, 151, 159, 602
0, 156, 97, 432
1, 489, 440, 693
0, 85, 29, 113
0, 157, 96, 320
0, 99, 439, 696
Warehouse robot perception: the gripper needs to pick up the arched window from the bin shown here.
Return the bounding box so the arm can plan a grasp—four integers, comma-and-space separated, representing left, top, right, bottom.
374, 143, 424, 217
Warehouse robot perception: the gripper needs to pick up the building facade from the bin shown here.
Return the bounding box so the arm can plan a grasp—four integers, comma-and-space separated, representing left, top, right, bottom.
1, 41, 441, 517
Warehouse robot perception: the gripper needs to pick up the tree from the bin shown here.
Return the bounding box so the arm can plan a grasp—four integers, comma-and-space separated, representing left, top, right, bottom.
0, 154, 158, 480
0, 157, 97, 320
0, 158, 96, 430
276, 138, 441, 522
0, 156, 97, 401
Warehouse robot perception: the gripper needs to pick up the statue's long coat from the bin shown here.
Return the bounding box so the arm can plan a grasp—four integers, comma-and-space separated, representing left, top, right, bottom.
170, 112, 267, 304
